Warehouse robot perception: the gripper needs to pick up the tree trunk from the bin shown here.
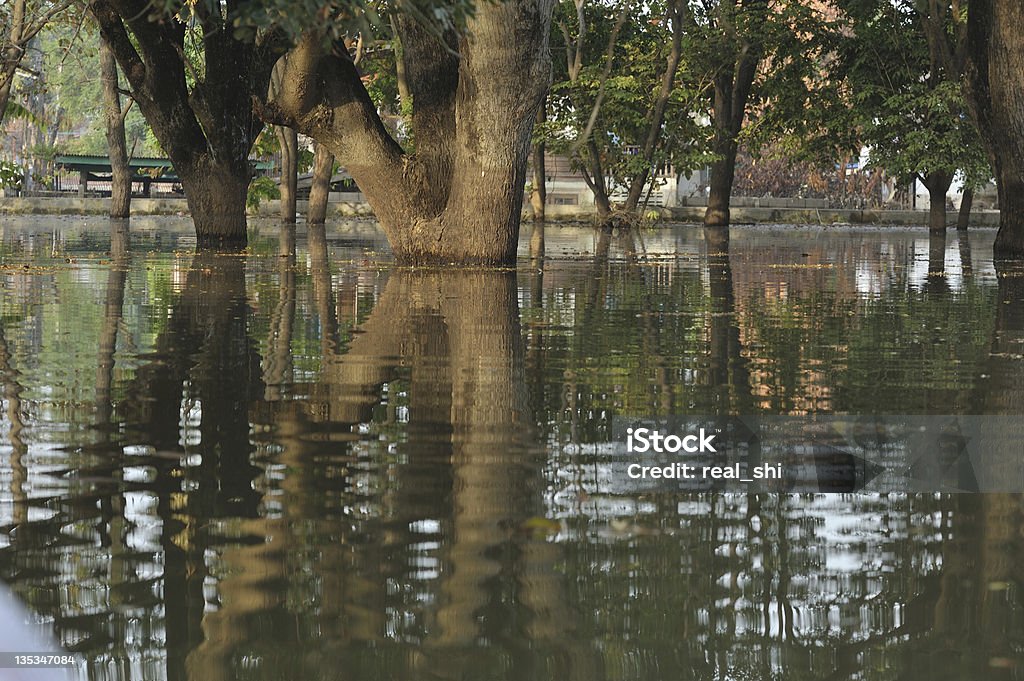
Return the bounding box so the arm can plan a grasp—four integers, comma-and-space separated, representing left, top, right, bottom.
275, 125, 298, 223
623, 0, 682, 212
700, 2, 765, 229
306, 143, 333, 225
100, 38, 131, 218
966, 0, 1024, 257
0, 0, 26, 127
530, 104, 546, 221
176, 155, 250, 247
582, 139, 612, 218
90, 0, 282, 247
923, 170, 952, 233
265, 0, 554, 265
706, 138, 740, 228
957, 186, 974, 231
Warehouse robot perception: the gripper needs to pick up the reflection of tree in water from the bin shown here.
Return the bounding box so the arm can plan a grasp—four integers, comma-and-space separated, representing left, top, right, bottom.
1, 225, 1023, 680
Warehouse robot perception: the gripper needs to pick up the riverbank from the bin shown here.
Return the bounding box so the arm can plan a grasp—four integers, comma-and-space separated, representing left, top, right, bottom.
0, 194, 1002, 227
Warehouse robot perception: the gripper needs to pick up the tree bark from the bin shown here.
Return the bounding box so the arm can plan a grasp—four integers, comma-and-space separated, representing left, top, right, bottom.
90, 0, 283, 246
701, 2, 765, 229
100, 38, 131, 218
264, 0, 554, 265
956, 185, 973, 231
530, 103, 547, 221
176, 155, 251, 247
966, 0, 1024, 257
306, 143, 333, 225
274, 125, 298, 223
922, 170, 952, 233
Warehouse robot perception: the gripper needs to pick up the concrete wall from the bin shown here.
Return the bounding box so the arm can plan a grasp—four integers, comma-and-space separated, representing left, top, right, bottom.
2, 193, 1002, 228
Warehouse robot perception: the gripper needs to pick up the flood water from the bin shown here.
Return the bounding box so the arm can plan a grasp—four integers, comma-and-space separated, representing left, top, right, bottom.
1, 216, 1023, 680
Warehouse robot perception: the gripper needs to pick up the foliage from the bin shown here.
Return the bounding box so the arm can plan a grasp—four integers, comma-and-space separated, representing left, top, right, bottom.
836, 0, 990, 189
0, 160, 24, 190
247, 175, 280, 209
543, 0, 710, 199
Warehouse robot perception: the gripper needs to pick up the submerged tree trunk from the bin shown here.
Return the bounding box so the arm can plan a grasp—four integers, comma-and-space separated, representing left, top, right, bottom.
966, 0, 1024, 257
264, 0, 554, 265
275, 126, 298, 223
922, 170, 952, 232
530, 104, 547, 222
175, 156, 251, 246
100, 38, 131, 218
306, 143, 333, 225
90, 0, 282, 246
957, 186, 974, 230
700, 1, 765, 228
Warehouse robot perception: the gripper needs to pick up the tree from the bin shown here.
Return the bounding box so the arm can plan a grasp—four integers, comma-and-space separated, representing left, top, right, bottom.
264, 1, 554, 264
88, 0, 286, 245
100, 37, 131, 218
1, 0, 75, 127
306, 142, 334, 225
543, 0, 702, 220
690, 0, 769, 228
840, 0, 988, 233
966, 0, 1024, 257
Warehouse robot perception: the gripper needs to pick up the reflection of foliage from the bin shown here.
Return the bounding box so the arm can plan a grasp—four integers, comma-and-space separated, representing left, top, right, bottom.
247, 175, 280, 209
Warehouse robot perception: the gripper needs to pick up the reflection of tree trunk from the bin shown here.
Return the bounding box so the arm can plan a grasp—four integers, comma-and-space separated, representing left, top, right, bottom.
100, 39, 131, 218
321, 271, 585, 670
121, 250, 265, 680
306, 143, 334, 225
0, 322, 27, 527
308, 223, 338, 358
263, 226, 295, 400
957, 230, 973, 280
704, 227, 753, 414
96, 219, 129, 426
924, 231, 950, 296
95, 218, 131, 653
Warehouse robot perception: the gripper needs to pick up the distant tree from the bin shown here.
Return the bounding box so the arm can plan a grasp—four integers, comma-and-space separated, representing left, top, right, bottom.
543, 0, 705, 221
1, 0, 75, 127
840, 0, 989, 233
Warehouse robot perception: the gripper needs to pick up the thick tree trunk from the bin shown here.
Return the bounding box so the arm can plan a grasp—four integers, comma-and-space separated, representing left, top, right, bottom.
275, 125, 298, 223
957, 186, 974, 230
306, 143, 333, 225
265, 0, 554, 265
966, 0, 1024, 257
90, 0, 281, 246
176, 155, 250, 247
706, 139, 739, 228
100, 39, 131, 218
530, 105, 546, 221
923, 170, 952, 233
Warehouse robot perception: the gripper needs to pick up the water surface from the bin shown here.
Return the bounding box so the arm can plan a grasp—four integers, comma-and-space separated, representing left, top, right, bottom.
1, 217, 1022, 680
